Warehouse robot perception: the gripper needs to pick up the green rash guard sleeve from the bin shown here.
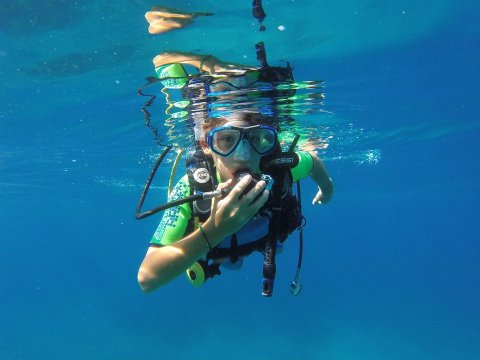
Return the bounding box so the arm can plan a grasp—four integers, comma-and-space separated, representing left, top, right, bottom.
150, 175, 192, 246
291, 151, 314, 182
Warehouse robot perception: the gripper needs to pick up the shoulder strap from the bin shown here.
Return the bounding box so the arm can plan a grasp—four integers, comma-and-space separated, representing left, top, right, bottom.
186, 149, 216, 222
261, 147, 303, 242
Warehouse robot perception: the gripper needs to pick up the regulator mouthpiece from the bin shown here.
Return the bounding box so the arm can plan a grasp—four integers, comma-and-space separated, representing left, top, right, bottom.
234, 169, 273, 200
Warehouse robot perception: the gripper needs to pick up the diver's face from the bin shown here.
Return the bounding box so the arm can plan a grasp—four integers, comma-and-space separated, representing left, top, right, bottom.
207, 119, 262, 183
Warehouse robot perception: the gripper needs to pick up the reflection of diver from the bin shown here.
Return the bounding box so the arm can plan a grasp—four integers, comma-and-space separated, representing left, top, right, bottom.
137, 43, 307, 149
145, 7, 213, 34
149, 43, 302, 139
145, 1, 266, 34
252, 0, 267, 31
137, 44, 334, 297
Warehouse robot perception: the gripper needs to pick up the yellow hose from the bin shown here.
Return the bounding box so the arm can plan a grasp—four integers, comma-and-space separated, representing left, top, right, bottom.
168, 148, 184, 197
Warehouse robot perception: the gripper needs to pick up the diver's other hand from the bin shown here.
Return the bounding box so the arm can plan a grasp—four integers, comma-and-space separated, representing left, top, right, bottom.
312, 182, 334, 205
210, 175, 268, 243
145, 8, 196, 34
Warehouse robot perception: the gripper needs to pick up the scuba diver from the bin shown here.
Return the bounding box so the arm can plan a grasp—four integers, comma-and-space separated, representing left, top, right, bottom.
137, 47, 334, 296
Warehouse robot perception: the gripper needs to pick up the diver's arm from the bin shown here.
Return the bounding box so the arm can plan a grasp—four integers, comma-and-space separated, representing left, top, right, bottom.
138, 217, 225, 293
309, 151, 334, 205
138, 175, 268, 292
152, 51, 256, 75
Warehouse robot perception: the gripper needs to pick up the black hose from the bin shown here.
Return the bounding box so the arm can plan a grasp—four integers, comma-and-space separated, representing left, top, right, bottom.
296, 181, 304, 270
136, 193, 203, 220
135, 146, 173, 219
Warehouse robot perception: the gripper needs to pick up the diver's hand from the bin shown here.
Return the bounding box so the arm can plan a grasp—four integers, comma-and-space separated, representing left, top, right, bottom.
202, 56, 257, 75
312, 182, 333, 205
209, 175, 269, 245
152, 52, 256, 75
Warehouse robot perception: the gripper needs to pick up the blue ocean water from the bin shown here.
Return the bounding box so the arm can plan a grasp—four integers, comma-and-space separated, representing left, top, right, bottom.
1, 1, 479, 359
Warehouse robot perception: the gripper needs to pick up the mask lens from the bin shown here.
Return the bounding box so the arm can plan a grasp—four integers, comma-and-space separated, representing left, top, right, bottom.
248, 128, 276, 154
212, 129, 241, 155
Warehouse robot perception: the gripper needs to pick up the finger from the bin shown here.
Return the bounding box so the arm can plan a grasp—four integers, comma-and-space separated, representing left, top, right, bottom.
216, 178, 233, 193
312, 191, 323, 205
211, 179, 232, 217
238, 189, 269, 221
226, 175, 252, 201
242, 180, 266, 206
249, 189, 269, 212
212, 179, 232, 202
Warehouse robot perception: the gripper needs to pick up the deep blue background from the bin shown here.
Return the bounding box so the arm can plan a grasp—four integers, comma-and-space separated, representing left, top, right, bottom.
1, 1, 479, 359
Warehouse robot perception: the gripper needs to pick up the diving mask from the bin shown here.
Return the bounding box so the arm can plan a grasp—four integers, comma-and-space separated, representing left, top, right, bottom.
206, 125, 277, 157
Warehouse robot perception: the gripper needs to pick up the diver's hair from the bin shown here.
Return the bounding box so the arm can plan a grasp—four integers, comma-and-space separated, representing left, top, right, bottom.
201, 117, 227, 134
201, 112, 273, 133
